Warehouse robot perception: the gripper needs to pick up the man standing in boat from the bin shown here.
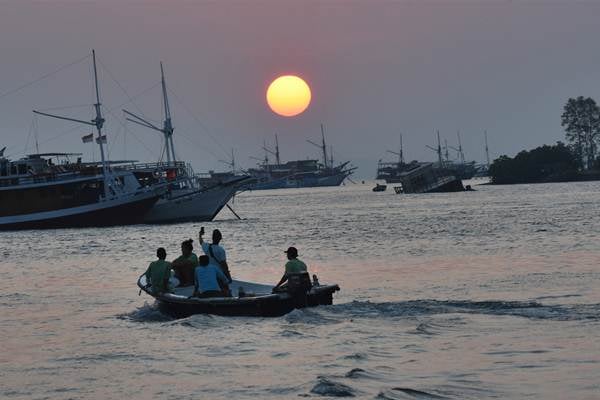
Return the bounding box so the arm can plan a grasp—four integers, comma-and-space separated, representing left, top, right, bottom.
199, 227, 232, 284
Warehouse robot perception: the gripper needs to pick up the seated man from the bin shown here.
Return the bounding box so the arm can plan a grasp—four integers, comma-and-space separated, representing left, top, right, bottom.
144, 247, 172, 294
171, 239, 198, 286
273, 246, 312, 294
193, 255, 230, 298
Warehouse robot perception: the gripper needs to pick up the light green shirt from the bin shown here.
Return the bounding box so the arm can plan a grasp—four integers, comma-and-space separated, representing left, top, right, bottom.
285, 258, 307, 275
145, 259, 172, 293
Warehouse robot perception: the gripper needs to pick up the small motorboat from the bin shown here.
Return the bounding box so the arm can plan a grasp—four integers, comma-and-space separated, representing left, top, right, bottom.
137, 275, 340, 318
372, 183, 387, 192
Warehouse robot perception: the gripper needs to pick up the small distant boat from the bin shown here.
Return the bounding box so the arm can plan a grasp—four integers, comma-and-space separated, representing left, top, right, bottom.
372, 183, 387, 192
138, 275, 340, 318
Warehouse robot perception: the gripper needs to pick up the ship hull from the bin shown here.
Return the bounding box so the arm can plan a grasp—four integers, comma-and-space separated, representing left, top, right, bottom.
142, 185, 238, 223
0, 191, 159, 230
251, 172, 349, 190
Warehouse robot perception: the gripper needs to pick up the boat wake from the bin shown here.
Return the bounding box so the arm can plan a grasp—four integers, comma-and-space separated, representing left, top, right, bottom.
323, 299, 600, 321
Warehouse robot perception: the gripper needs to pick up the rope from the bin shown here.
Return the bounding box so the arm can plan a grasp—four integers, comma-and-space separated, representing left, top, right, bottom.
0, 54, 91, 101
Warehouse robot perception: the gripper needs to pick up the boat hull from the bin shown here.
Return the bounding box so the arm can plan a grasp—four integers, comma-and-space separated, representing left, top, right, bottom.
142, 185, 237, 223
138, 277, 340, 318
251, 172, 349, 190
0, 192, 159, 230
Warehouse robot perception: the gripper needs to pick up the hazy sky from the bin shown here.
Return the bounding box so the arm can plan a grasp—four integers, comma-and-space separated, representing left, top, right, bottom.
1, 1, 600, 178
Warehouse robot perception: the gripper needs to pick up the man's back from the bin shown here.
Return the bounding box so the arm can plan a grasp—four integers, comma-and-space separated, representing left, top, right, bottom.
285, 258, 307, 275
195, 264, 227, 293
146, 260, 171, 292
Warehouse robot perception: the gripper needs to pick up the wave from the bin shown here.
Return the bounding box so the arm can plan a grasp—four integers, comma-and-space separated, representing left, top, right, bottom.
322, 299, 600, 321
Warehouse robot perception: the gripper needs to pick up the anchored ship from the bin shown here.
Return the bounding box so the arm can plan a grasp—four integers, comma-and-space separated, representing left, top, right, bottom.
1, 51, 161, 230
121, 63, 250, 223
246, 125, 356, 190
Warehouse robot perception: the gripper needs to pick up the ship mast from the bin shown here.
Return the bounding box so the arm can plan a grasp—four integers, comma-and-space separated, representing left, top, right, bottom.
161, 63, 176, 164
425, 130, 444, 166
307, 123, 329, 169
33, 50, 112, 199
387, 133, 404, 164
123, 62, 176, 166
484, 130, 490, 168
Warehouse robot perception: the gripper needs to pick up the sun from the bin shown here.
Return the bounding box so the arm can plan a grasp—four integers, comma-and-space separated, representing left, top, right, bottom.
266, 75, 311, 117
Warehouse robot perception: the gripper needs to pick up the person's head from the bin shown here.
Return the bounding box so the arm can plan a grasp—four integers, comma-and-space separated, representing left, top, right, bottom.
199, 255, 209, 267
156, 247, 167, 260
212, 229, 222, 244
284, 246, 298, 260
181, 239, 193, 256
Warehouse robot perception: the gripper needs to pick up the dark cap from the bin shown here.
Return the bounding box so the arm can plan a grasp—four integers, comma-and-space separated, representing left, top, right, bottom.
284, 246, 298, 257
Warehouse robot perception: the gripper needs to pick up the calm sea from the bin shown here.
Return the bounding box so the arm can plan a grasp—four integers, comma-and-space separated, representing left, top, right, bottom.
1, 181, 599, 399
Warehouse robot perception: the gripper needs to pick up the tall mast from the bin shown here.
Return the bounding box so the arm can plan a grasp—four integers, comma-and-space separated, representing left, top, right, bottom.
161, 62, 176, 164
91, 50, 110, 198
321, 124, 329, 169
437, 130, 443, 166
444, 139, 449, 161
457, 130, 465, 164
484, 130, 490, 167
33, 49, 111, 199
123, 63, 177, 167
275, 134, 280, 165
399, 133, 404, 164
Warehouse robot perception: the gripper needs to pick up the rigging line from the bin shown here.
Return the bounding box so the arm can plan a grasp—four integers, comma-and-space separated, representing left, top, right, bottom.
97, 58, 154, 124
105, 107, 160, 159
8, 82, 159, 160
165, 87, 231, 158
172, 128, 225, 161
0, 54, 91, 101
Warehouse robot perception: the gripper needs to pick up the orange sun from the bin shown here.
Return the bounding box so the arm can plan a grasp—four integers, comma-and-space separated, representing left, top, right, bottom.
266, 75, 311, 117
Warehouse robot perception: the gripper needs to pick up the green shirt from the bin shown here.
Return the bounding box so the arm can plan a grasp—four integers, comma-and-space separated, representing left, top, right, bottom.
145, 260, 172, 293
285, 258, 307, 275
174, 252, 198, 267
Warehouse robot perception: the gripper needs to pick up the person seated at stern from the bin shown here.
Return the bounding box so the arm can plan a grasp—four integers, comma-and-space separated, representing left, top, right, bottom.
193, 255, 230, 298
273, 246, 311, 293
144, 247, 172, 294
171, 239, 198, 287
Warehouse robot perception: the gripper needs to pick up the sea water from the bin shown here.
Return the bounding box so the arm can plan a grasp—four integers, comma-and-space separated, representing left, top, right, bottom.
1, 181, 599, 399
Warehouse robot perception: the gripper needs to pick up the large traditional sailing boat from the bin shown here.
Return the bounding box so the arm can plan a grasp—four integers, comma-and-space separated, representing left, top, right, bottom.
0, 51, 161, 230
122, 64, 249, 223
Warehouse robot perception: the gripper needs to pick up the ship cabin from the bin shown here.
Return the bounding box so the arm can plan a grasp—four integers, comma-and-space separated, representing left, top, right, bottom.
0, 153, 142, 218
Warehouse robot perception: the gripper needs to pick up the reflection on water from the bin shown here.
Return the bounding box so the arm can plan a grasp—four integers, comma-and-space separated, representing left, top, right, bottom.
1, 181, 600, 399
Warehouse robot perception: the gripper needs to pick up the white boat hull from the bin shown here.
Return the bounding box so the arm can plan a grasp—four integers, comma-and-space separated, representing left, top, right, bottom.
142, 185, 237, 223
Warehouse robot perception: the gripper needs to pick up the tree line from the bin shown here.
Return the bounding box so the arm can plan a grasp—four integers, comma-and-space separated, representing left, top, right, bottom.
489, 96, 600, 184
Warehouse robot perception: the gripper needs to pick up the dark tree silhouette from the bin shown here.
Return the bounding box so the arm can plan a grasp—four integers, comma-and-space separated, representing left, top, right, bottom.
489, 142, 579, 184
561, 96, 600, 170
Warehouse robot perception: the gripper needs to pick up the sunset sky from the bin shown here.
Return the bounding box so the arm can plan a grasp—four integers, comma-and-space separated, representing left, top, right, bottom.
1, 1, 600, 177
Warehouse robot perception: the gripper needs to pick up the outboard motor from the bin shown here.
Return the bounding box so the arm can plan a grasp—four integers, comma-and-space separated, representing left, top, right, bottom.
287, 272, 312, 308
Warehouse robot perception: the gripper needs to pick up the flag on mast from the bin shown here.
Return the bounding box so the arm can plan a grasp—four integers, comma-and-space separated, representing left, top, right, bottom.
81, 133, 93, 143
95, 135, 107, 144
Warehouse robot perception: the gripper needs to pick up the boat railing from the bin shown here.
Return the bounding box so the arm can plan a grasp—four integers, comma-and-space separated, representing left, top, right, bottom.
118, 161, 188, 172
0, 170, 101, 188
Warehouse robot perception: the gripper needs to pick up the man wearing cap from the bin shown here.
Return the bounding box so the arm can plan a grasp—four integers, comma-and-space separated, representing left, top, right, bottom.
274, 246, 309, 291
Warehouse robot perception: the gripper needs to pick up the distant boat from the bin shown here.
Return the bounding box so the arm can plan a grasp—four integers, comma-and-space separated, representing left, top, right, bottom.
392, 162, 464, 194
200, 125, 356, 190
372, 183, 387, 192
122, 63, 250, 223
0, 51, 162, 230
